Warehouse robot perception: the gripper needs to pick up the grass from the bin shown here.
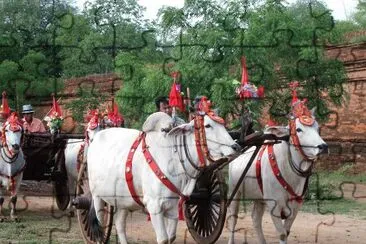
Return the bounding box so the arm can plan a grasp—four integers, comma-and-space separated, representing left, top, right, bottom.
0, 209, 84, 244
0, 203, 147, 243
301, 198, 366, 220
301, 163, 366, 218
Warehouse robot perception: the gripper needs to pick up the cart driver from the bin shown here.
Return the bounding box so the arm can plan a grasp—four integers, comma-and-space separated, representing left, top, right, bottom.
155, 96, 185, 126
22, 104, 46, 133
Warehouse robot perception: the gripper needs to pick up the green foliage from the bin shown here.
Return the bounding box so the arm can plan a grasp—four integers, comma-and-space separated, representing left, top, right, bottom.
330, 20, 360, 44
330, 1, 366, 44
153, 0, 347, 127
0, 0, 351, 128
353, 0, 366, 27
0, 0, 71, 111
115, 52, 172, 128
64, 91, 107, 123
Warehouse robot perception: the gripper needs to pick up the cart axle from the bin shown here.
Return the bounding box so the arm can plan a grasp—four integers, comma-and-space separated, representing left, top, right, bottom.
72, 196, 91, 210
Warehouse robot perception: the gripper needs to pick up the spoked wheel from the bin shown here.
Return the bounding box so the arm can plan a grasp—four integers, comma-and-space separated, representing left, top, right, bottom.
74, 161, 114, 244
53, 150, 70, 211
184, 170, 227, 244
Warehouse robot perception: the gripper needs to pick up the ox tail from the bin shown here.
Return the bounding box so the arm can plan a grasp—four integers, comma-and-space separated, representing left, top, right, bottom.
87, 198, 104, 242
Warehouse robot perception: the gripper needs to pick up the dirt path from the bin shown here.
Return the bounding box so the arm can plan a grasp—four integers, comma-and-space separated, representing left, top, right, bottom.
123, 209, 366, 244
7, 181, 365, 243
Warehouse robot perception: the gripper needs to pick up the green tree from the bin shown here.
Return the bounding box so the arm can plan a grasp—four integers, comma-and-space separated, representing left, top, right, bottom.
0, 0, 73, 110
353, 0, 366, 27
64, 0, 160, 122
115, 0, 347, 128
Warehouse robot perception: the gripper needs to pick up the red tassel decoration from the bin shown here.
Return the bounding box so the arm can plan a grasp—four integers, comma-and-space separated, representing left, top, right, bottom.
178, 197, 185, 221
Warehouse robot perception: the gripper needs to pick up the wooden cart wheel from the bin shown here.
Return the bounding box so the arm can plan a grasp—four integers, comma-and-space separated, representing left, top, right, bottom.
184, 170, 227, 244
75, 161, 114, 244
53, 150, 70, 211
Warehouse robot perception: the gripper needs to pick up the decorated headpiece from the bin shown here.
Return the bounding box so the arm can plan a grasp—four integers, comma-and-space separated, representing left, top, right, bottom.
197, 96, 225, 125
235, 56, 265, 99
289, 81, 314, 126
168, 71, 185, 112
106, 100, 124, 127
49, 94, 62, 118
86, 109, 99, 130
5, 112, 22, 132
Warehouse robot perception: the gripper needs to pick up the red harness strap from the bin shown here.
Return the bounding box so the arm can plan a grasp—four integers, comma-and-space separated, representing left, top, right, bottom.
255, 145, 267, 195
125, 132, 145, 208
141, 134, 187, 200
125, 132, 188, 220
0, 163, 26, 195
194, 116, 207, 167
141, 133, 187, 220
255, 144, 303, 204
267, 145, 303, 203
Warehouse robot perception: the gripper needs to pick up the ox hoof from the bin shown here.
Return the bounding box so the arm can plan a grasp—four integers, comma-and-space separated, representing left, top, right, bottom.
68, 210, 75, 217
158, 240, 169, 244
168, 235, 176, 243
0, 216, 6, 222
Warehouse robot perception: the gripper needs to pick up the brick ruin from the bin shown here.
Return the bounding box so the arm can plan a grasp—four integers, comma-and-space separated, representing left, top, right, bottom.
319, 43, 366, 170
33, 73, 122, 133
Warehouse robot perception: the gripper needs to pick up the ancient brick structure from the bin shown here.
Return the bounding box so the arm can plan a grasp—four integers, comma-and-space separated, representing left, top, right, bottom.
319, 43, 366, 169
33, 73, 122, 133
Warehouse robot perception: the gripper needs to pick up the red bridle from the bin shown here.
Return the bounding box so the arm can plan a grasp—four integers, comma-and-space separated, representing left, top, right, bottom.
1, 114, 22, 158
84, 115, 99, 145
193, 112, 226, 167
289, 119, 314, 162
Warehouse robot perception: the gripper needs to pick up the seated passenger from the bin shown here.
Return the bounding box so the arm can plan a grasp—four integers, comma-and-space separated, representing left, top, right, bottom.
21, 104, 46, 133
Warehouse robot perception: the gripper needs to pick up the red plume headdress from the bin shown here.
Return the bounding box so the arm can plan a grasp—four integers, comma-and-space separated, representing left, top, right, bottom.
197, 96, 225, 125
289, 81, 314, 126
1, 91, 11, 119
86, 109, 99, 130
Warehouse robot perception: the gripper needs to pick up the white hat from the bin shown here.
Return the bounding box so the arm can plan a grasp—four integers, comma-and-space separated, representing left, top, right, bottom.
22, 104, 34, 114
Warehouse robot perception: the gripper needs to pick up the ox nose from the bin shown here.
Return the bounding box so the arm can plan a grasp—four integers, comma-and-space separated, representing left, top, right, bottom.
231, 143, 242, 152
317, 143, 329, 154
12, 144, 20, 151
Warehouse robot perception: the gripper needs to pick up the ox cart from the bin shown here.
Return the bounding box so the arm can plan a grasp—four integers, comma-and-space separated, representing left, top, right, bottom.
21, 132, 85, 210
71, 118, 288, 244
183, 131, 288, 244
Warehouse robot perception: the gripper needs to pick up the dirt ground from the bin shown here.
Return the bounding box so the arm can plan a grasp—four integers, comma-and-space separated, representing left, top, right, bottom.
4, 180, 365, 243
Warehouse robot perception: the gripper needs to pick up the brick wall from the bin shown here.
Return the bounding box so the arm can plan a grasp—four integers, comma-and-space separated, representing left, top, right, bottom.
33, 73, 122, 133
319, 43, 366, 169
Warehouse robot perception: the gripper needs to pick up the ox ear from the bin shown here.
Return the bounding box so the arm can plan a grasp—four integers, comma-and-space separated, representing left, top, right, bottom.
167, 123, 193, 136
264, 126, 289, 137
310, 107, 317, 117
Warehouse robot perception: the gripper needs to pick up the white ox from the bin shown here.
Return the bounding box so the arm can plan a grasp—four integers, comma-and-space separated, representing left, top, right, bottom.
87, 112, 239, 244
227, 112, 328, 244
65, 116, 103, 214
0, 114, 25, 221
